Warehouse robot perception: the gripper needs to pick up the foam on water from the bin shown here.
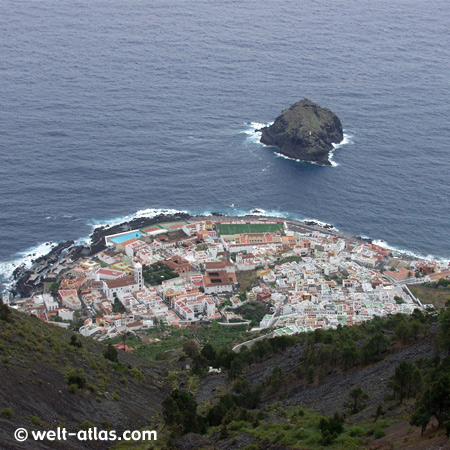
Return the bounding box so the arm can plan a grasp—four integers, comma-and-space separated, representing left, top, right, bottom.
248, 123, 353, 167
2, 0, 450, 289
0, 241, 57, 288
372, 239, 450, 264
302, 218, 337, 231
87, 208, 188, 230
2, 204, 447, 293
243, 122, 273, 144
329, 132, 354, 167
0, 209, 189, 291
274, 152, 321, 166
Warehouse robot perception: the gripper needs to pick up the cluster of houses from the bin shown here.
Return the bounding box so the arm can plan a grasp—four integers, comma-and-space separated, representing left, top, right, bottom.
10, 218, 450, 341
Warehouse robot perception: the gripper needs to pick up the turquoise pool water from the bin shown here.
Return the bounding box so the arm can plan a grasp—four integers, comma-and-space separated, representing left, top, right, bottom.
109, 231, 143, 244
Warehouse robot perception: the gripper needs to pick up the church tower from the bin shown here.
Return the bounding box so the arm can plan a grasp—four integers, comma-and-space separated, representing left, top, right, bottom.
134, 263, 143, 290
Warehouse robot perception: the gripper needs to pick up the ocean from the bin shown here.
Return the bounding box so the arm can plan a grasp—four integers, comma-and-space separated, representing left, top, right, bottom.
1, 0, 450, 290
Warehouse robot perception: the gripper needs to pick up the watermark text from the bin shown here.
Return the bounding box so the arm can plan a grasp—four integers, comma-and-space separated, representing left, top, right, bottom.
15, 427, 157, 443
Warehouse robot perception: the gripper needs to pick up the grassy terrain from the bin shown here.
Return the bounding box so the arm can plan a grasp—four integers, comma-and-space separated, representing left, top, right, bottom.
196, 321, 253, 348
408, 284, 450, 309
131, 328, 193, 360
127, 322, 255, 361
216, 222, 284, 236
236, 269, 260, 293
0, 308, 169, 449
235, 301, 270, 324
217, 405, 393, 449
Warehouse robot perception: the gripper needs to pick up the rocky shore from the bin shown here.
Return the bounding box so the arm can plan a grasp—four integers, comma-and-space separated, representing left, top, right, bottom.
88, 212, 191, 255
9, 211, 366, 299
12, 241, 75, 297
10, 212, 191, 298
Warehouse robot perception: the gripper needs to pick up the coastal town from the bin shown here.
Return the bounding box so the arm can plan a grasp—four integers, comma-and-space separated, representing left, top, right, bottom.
6, 216, 450, 343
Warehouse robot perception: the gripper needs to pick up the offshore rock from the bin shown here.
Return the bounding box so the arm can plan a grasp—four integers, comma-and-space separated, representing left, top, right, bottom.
259, 99, 343, 166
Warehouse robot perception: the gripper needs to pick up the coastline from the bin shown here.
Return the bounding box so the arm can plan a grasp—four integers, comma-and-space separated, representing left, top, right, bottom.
6, 210, 429, 299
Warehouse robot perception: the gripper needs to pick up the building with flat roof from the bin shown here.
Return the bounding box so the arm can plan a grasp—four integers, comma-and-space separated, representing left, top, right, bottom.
58, 289, 82, 310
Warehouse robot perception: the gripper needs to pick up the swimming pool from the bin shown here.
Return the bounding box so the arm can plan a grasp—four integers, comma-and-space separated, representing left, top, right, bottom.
109, 231, 143, 244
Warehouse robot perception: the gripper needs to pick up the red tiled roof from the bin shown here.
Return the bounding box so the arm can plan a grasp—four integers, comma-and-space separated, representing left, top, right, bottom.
105, 276, 137, 289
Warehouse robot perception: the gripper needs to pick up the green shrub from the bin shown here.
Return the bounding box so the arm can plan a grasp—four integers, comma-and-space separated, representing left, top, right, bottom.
86, 383, 97, 394
79, 420, 95, 431
68, 384, 78, 394
103, 344, 118, 362
65, 368, 87, 389
373, 427, 386, 439
113, 391, 120, 401
111, 362, 128, 375
348, 426, 365, 437
0, 408, 14, 419
227, 420, 249, 431
130, 367, 145, 380
30, 416, 41, 426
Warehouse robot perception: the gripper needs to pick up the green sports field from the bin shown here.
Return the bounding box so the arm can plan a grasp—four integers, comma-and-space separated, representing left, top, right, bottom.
216, 222, 284, 236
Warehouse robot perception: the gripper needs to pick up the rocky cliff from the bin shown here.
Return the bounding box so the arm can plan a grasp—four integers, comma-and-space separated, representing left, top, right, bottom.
259, 99, 343, 165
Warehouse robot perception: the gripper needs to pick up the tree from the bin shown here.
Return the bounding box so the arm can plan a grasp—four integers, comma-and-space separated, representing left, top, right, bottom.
344, 387, 369, 415
340, 341, 358, 370
319, 412, 345, 445
162, 389, 201, 435
183, 339, 199, 357
49, 282, 60, 294
103, 344, 118, 363
389, 361, 422, 403
306, 365, 315, 384
411, 308, 426, 323
410, 404, 431, 436
438, 309, 450, 354
410, 320, 424, 341
394, 321, 413, 344
201, 343, 216, 362
420, 368, 450, 427
317, 345, 333, 372
70, 335, 83, 348
192, 354, 208, 375
361, 334, 389, 363
228, 356, 243, 380
232, 376, 250, 395
206, 401, 228, 426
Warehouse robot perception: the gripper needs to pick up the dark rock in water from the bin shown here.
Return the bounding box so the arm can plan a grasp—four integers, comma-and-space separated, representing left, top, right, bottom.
258, 99, 343, 166
12, 240, 75, 297
88, 212, 192, 255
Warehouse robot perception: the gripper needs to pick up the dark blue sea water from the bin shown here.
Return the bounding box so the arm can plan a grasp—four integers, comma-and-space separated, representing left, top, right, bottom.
1, 0, 450, 287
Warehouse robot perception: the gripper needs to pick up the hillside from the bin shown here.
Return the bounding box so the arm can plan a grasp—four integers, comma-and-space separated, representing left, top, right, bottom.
170, 309, 450, 450
0, 307, 171, 449
1, 301, 450, 449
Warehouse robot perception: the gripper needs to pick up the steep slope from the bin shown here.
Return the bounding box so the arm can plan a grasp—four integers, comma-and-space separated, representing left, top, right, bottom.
173, 312, 450, 449
0, 309, 170, 449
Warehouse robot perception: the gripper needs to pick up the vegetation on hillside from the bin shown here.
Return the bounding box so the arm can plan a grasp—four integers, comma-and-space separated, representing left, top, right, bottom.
409, 279, 450, 309
157, 305, 450, 449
